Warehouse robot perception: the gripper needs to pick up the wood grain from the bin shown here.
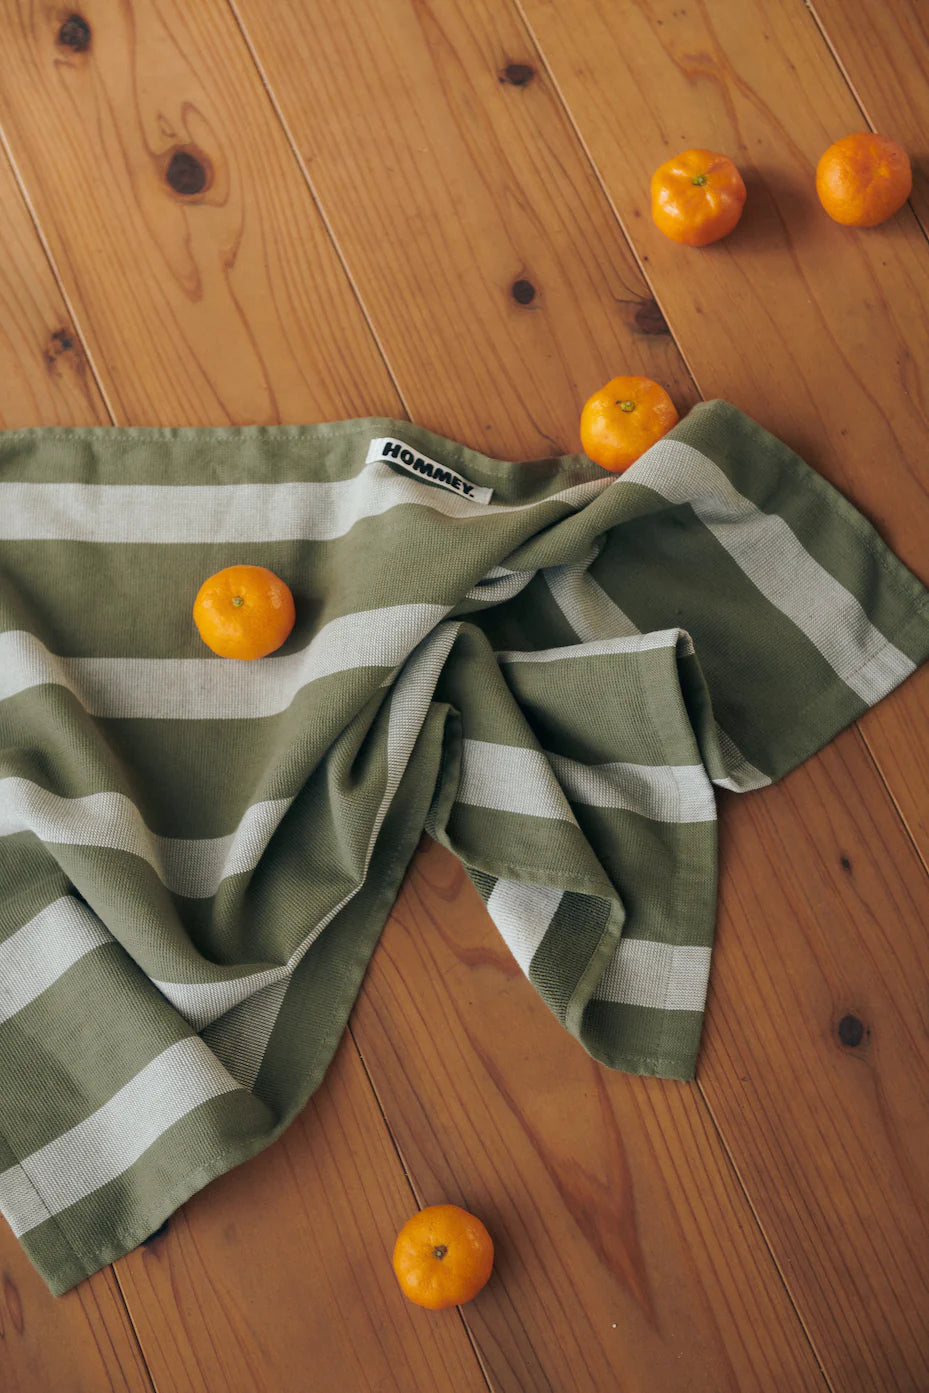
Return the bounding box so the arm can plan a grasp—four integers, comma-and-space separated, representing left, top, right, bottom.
114, 1035, 488, 1393
0, 0, 399, 425
802, 0, 929, 856
807, 0, 929, 230
353, 839, 827, 1393
516, 0, 929, 865
0, 0, 927, 1389
704, 729, 929, 1391
0, 146, 107, 426
230, 0, 698, 457
505, 0, 929, 1382
0, 1240, 153, 1393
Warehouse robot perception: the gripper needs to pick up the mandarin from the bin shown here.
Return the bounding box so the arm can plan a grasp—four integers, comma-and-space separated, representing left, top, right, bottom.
816, 133, 912, 227
193, 564, 295, 660
580, 375, 679, 473
651, 148, 746, 246
392, 1204, 494, 1310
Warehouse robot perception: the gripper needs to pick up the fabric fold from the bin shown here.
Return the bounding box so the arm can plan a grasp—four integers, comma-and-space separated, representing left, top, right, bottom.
1, 400, 927, 1295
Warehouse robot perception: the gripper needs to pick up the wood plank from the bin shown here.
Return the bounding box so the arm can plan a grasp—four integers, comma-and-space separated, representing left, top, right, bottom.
702, 730, 929, 1391
0, 0, 398, 425
0, 144, 154, 1393
516, 0, 929, 865
354, 839, 826, 1393
114, 1035, 489, 1393
229, 0, 698, 457
1, 2, 923, 1390
0, 1232, 154, 1393
806, 0, 929, 230
800, 0, 929, 858
0, 5, 484, 1389
0, 147, 107, 426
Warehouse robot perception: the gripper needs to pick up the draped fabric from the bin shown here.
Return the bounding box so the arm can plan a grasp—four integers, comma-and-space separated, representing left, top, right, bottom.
1, 400, 927, 1293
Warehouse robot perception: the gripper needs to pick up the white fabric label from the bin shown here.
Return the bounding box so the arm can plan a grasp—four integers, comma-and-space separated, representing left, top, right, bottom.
366, 437, 493, 504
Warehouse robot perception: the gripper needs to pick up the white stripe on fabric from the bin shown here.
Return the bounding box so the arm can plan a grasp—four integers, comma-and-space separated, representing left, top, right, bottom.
594, 939, 712, 1012
159, 799, 292, 896
547, 752, 716, 823
457, 740, 576, 822
0, 898, 110, 1026
496, 629, 688, 665
180, 625, 463, 1066
0, 779, 291, 899
536, 569, 768, 793
0, 465, 609, 542
0, 1165, 52, 1235
0, 604, 447, 720
464, 567, 535, 604
206, 978, 289, 1090
627, 438, 915, 705
0, 1038, 242, 1236
457, 740, 715, 824
543, 554, 640, 642
485, 879, 563, 975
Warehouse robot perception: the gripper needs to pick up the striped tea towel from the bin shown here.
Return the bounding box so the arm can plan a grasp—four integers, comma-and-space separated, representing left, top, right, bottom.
2, 400, 928, 1295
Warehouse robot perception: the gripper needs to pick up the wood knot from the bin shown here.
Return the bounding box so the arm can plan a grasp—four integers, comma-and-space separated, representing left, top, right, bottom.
838, 1014, 867, 1049
500, 62, 535, 87
634, 299, 670, 335
165, 148, 210, 197
511, 278, 536, 305
840, 855, 852, 872
57, 14, 91, 51
44, 327, 79, 371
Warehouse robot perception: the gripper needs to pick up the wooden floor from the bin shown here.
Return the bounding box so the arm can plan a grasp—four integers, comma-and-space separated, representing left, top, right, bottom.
1, 1, 928, 1389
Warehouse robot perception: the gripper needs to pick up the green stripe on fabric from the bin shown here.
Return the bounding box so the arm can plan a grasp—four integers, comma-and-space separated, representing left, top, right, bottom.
0, 1129, 87, 1297
431, 623, 565, 749
0, 417, 606, 498
569, 806, 717, 947
499, 640, 706, 768
253, 704, 449, 1112
592, 506, 866, 773
469, 572, 584, 655
15, 1088, 271, 1297
33, 727, 392, 981
445, 803, 612, 894
0, 944, 192, 1150
528, 890, 613, 1024
0, 677, 390, 838
0, 836, 72, 941
0, 497, 554, 658
581, 998, 704, 1080
675, 401, 929, 660
0, 688, 139, 807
